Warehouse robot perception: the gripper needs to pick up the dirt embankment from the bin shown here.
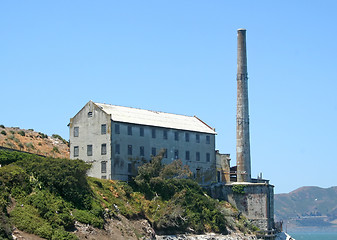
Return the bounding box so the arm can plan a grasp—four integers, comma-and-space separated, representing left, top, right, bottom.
0, 126, 69, 159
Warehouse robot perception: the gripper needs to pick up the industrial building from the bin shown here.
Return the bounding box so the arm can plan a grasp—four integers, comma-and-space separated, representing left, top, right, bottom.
69, 101, 217, 184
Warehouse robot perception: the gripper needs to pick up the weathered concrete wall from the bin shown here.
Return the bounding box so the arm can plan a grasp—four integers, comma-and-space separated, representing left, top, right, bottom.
69, 101, 112, 179
215, 152, 231, 183
209, 183, 274, 231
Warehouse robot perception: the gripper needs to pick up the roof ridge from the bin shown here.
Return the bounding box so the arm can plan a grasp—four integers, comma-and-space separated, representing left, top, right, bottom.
95, 102, 195, 118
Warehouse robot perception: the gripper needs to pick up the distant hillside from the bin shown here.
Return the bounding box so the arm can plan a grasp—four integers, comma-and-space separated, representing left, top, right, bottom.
0, 124, 69, 159
275, 186, 337, 229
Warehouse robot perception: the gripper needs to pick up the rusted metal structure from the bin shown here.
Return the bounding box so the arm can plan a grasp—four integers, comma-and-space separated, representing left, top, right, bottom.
236, 28, 252, 182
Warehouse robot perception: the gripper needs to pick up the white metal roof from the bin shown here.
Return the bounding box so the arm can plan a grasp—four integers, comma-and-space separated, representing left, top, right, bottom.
95, 102, 216, 134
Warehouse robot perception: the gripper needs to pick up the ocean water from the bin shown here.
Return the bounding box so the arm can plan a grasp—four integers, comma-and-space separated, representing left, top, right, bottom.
289, 232, 337, 240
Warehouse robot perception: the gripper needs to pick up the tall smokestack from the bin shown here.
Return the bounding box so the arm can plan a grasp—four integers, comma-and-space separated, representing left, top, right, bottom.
236, 28, 251, 182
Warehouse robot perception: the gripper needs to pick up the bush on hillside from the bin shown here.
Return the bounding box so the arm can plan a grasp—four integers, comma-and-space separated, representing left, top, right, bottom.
0, 130, 6, 136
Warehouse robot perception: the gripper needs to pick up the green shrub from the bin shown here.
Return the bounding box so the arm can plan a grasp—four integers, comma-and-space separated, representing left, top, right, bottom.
0, 125, 4, 128
9, 131, 14, 135
18, 130, 25, 136
52, 228, 78, 240
72, 209, 104, 228
25, 142, 35, 150
232, 185, 246, 194
38, 132, 48, 139
10, 205, 53, 239
8, 135, 14, 140
52, 147, 60, 153
0, 130, 6, 136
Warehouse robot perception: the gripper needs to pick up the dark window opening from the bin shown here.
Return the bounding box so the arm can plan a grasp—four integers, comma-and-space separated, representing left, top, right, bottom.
196, 134, 200, 143
101, 124, 107, 135
196, 152, 200, 161
128, 126, 132, 135
74, 146, 79, 157
101, 144, 107, 155
185, 151, 190, 160
152, 129, 156, 138
101, 161, 107, 173
128, 145, 132, 155
206, 153, 210, 162
115, 124, 120, 134
140, 146, 145, 156
152, 147, 156, 156
74, 127, 79, 137
174, 132, 179, 141
140, 127, 144, 137
115, 144, 120, 154
163, 130, 168, 140
206, 135, 210, 144
174, 150, 179, 159
185, 133, 189, 142
88, 112, 93, 118
87, 145, 93, 156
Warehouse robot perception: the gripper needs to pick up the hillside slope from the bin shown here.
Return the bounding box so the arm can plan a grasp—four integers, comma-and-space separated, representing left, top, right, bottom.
0, 149, 257, 240
275, 186, 337, 229
0, 125, 69, 159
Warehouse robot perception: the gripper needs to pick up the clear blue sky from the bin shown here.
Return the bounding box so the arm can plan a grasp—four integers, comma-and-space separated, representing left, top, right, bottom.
1, 1, 336, 194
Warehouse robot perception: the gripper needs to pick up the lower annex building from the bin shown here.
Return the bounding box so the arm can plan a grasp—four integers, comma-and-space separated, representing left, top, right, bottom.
69, 101, 220, 184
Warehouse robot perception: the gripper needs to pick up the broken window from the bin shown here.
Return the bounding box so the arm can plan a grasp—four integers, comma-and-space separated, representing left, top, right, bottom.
88, 112, 93, 118
152, 128, 156, 138
174, 150, 179, 159
140, 127, 144, 137
206, 153, 210, 162
196, 134, 200, 143
185, 132, 190, 142
174, 131, 179, 141
128, 126, 132, 135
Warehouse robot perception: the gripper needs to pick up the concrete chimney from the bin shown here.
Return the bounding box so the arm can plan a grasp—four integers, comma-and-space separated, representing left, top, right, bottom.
236, 28, 251, 182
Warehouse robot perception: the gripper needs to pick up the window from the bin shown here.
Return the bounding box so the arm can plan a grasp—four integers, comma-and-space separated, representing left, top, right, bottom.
152, 128, 156, 138
163, 148, 167, 158
115, 124, 120, 134
101, 144, 107, 155
185, 151, 190, 160
87, 145, 93, 156
206, 153, 210, 162
174, 131, 179, 141
140, 146, 145, 156
196, 152, 200, 161
206, 135, 210, 144
174, 150, 179, 159
140, 127, 144, 137
88, 112, 93, 118
128, 145, 132, 155
196, 134, 200, 143
101, 175, 106, 179
74, 127, 79, 137
74, 146, 79, 157
185, 132, 189, 142
115, 144, 120, 154
101, 161, 107, 173
128, 163, 132, 173
163, 130, 168, 140
128, 126, 132, 135
151, 147, 156, 156
101, 124, 106, 135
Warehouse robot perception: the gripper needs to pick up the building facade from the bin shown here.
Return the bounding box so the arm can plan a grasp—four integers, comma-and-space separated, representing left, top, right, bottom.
69, 101, 217, 184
